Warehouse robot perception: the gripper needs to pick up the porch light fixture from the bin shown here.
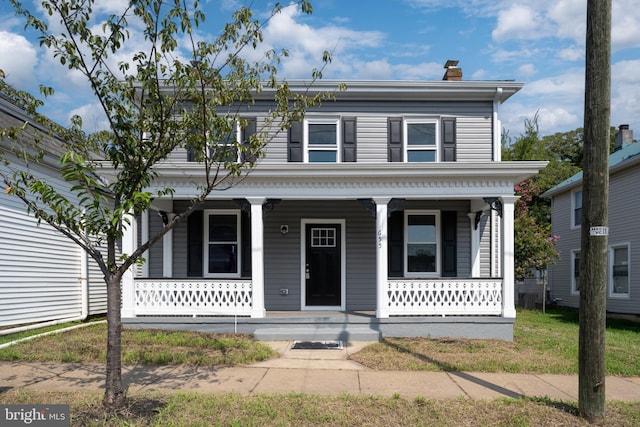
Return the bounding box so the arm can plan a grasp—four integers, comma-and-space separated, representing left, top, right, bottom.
280, 225, 289, 235
474, 198, 503, 230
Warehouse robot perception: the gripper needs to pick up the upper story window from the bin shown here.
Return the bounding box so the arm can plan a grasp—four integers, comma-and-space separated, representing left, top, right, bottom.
305, 118, 340, 162
203, 210, 241, 277
405, 211, 440, 276
405, 119, 438, 162
187, 123, 242, 163
609, 244, 630, 297
572, 189, 582, 228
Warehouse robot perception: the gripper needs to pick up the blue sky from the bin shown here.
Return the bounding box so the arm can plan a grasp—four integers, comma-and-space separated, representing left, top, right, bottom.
1, 0, 639, 139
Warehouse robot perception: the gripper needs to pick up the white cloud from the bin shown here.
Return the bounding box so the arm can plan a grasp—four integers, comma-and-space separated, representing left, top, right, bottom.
0, 31, 39, 89
492, 5, 548, 42
69, 102, 110, 133
517, 64, 537, 77
556, 46, 583, 61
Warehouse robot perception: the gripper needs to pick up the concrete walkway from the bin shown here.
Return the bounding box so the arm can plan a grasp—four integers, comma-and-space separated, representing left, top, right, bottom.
2, 341, 640, 401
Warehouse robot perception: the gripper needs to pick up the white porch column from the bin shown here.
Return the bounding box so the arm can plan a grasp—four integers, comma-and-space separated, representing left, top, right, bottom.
502, 196, 517, 318
162, 212, 175, 278
467, 199, 485, 278
121, 211, 137, 318
141, 210, 149, 277
374, 197, 391, 319
248, 197, 266, 318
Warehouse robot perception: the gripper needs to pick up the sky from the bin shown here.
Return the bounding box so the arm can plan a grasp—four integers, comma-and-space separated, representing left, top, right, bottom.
0, 0, 639, 140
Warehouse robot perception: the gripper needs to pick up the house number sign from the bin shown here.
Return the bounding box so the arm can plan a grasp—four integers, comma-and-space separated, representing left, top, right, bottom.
378, 230, 383, 248
589, 226, 609, 236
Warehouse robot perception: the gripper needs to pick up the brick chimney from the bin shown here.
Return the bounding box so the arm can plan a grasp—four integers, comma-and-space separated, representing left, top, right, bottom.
614, 124, 633, 151
442, 59, 462, 81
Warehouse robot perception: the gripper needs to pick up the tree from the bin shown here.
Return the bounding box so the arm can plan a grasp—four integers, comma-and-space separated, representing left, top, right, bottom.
579, 0, 611, 420
1, 0, 338, 408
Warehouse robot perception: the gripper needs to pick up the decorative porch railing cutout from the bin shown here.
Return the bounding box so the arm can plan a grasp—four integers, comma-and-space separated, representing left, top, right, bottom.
387, 279, 503, 316
134, 280, 252, 316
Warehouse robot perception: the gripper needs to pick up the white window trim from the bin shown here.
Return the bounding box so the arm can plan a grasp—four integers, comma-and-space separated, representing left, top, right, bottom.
571, 249, 580, 295
608, 242, 631, 299
208, 124, 241, 163
203, 209, 241, 278
404, 210, 441, 277
403, 117, 440, 162
303, 116, 341, 163
571, 188, 582, 230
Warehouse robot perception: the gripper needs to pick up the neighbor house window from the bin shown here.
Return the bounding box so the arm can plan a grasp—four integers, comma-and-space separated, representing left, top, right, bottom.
571, 250, 580, 293
404, 119, 438, 162
305, 118, 339, 162
572, 189, 582, 228
405, 211, 440, 276
609, 244, 630, 297
204, 210, 241, 277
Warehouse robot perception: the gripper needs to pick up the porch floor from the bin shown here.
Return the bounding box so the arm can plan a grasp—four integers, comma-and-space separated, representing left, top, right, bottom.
123, 311, 515, 341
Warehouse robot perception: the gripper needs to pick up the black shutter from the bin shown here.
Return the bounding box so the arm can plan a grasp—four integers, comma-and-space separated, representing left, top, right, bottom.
388, 117, 403, 162
288, 120, 303, 162
241, 118, 257, 163
441, 211, 457, 277
442, 118, 456, 162
388, 210, 404, 277
342, 117, 357, 162
241, 211, 252, 276
187, 210, 203, 276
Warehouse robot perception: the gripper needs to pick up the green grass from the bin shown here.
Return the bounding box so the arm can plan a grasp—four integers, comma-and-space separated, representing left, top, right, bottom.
0, 323, 275, 366
350, 307, 640, 375
1, 389, 638, 426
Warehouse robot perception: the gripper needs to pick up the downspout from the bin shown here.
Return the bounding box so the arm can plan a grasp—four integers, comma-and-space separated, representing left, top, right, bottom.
493, 87, 503, 162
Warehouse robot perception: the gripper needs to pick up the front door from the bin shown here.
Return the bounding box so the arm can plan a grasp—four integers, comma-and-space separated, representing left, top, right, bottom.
305, 223, 342, 307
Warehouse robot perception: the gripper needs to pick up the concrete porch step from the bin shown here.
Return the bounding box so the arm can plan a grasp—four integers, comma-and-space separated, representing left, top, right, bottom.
253, 326, 382, 342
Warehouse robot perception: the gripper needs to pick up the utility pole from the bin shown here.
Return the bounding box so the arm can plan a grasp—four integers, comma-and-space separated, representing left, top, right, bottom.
579, 0, 611, 421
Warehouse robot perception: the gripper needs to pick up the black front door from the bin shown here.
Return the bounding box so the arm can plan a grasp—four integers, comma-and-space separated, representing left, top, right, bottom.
305, 224, 341, 306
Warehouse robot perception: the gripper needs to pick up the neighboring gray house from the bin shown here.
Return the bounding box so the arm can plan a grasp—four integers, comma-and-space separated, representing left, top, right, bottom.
0, 95, 107, 330
544, 125, 639, 315
121, 63, 546, 341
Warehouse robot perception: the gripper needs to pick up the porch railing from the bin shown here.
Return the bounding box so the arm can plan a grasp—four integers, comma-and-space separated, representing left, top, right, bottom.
387, 279, 503, 316
134, 280, 252, 316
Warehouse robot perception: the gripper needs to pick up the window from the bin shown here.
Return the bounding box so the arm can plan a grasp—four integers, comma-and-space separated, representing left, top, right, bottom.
571, 250, 580, 293
204, 210, 240, 277
609, 244, 630, 297
305, 118, 339, 162
405, 211, 440, 276
187, 124, 240, 163
572, 189, 582, 228
405, 119, 438, 162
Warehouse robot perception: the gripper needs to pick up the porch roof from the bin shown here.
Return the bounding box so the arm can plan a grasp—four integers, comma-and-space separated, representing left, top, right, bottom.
143, 161, 546, 200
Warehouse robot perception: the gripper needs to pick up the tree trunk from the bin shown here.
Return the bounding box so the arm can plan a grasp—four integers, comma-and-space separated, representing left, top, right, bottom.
103, 272, 126, 408
579, 0, 611, 421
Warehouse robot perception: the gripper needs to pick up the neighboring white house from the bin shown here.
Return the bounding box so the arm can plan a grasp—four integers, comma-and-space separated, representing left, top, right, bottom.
0, 95, 107, 330
544, 125, 639, 315
120, 62, 546, 341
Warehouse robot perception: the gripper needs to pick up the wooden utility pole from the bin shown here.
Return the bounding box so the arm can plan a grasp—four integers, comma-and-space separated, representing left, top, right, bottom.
579, 0, 611, 421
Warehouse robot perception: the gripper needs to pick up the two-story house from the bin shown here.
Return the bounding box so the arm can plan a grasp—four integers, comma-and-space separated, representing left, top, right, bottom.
544, 125, 639, 315
121, 64, 546, 341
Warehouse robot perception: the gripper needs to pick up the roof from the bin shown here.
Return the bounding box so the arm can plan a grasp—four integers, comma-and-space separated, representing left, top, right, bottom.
542, 142, 640, 198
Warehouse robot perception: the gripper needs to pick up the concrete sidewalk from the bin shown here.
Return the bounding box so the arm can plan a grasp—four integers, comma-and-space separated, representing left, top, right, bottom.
2, 341, 640, 401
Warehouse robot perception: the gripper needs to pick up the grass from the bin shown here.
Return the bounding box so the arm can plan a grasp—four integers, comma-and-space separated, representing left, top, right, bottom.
349, 307, 640, 375
1, 389, 639, 427
1, 308, 640, 425
0, 323, 276, 366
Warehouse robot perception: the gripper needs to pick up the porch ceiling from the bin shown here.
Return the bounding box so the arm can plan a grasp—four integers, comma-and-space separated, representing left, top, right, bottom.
144, 161, 546, 200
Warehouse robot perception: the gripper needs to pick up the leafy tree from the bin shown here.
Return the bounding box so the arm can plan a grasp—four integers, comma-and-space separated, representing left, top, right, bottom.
1, 0, 339, 408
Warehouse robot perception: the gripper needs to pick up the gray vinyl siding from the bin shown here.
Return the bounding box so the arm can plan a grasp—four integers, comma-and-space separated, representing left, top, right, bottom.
456, 116, 493, 161
164, 101, 495, 164
548, 192, 580, 308
479, 215, 492, 277
0, 161, 83, 326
